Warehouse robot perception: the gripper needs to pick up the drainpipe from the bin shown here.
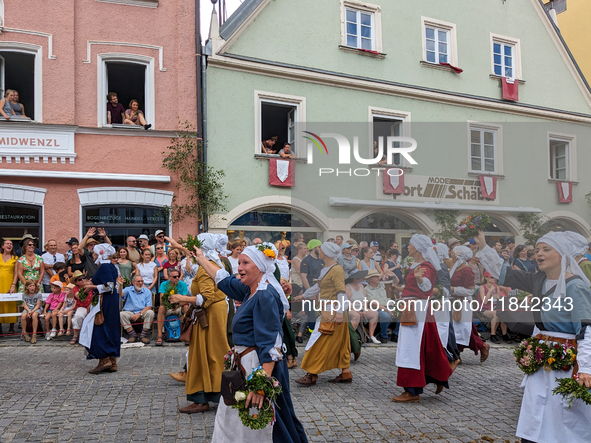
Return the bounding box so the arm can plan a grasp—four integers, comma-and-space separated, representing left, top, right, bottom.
201, 46, 208, 233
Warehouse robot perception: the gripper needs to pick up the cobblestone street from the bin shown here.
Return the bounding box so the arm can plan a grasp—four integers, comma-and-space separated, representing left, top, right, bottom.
0, 341, 523, 443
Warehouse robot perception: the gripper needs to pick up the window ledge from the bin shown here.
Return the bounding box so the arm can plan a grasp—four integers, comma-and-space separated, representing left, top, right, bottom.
339, 45, 386, 59
420, 61, 459, 73
548, 178, 578, 185
489, 74, 525, 84
94, 0, 158, 7
254, 154, 307, 163
467, 172, 505, 179
0, 117, 34, 123
77, 126, 178, 138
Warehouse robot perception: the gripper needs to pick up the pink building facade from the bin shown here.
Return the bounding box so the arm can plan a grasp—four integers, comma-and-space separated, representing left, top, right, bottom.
0, 0, 198, 250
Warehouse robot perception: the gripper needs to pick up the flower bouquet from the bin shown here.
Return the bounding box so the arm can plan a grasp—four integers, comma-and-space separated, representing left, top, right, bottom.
514, 337, 578, 375
454, 212, 491, 242
514, 337, 547, 375
553, 376, 591, 408
223, 347, 235, 371
161, 284, 179, 310
91, 294, 99, 307
232, 366, 282, 430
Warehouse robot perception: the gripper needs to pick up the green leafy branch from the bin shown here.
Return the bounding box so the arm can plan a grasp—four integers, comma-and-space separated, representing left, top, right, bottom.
434, 210, 459, 241
162, 121, 228, 226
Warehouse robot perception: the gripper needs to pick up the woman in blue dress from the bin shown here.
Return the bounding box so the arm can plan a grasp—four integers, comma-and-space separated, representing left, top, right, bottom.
194, 244, 308, 443
79, 244, 121, 374
474, 231, 591, 443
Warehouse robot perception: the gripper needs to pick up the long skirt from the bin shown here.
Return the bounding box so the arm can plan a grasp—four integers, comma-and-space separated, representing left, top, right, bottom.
212, 347, 308, 443
457, 324, 484, 355
186, 301, 229, 403
397, 312, 452, 391
86, 292, 121, 359
301, 314, 350, 375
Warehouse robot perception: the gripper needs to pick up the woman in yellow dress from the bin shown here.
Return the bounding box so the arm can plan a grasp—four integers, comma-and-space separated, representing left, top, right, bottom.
170, 233, 229, 414
295, 241, 352, 386
0, 239, 19, 334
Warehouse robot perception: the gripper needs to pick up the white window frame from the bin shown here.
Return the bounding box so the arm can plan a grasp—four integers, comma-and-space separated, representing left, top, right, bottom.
490, 33, 522, 80
340, 0, 383, 53
548, 132, 576, 182
421, 17, 458, 66
254, 90, 306, 157
97, 53, 155, 128
369, 106, 411, 167
467, 122, 503, 175
0, 42, 43, 122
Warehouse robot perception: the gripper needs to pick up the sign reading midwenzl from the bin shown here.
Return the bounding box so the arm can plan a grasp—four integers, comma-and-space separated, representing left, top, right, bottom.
0, 128, 75, 161
396, 174, 498, 204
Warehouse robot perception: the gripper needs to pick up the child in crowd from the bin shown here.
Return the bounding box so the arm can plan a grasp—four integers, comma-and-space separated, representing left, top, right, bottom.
58, 283, 77, 336
50, 262, 69, 286
20, 280, 43, 344
44, 280, 65, 340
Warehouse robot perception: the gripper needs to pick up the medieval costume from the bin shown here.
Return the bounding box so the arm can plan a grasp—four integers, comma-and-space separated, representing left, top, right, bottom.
451, 246, 488, 362
297, 242, 351, 384
184, 234, 229, 412
394, 234, 453, 402
478, 232, 591, 443
211, 246, 307, 443
79, 244, 121, 374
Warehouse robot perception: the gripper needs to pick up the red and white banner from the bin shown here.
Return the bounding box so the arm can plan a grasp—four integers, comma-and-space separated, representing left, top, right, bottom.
383, 169, 405, 194
269, 158, 295, 187
558, 181, 572, 203
479, 175, 497, 199
502, 77, 518, 101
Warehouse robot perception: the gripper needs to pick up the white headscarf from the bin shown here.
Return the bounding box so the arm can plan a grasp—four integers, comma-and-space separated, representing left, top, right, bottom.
537, 231, 590, 299
198, 233, 223, 268
562, 231, 590, 258
409, 234, 441, 271
321, 241, 341, 260
94, 243, 116, 264
242, 245, 289, 313
435, 243, 449, 262
450, 245, 473, 278
215, 234, 231, 257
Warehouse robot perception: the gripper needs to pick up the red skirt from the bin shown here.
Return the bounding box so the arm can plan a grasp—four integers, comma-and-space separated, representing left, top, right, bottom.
396, 312, 453, 388
457, 324, 484, 355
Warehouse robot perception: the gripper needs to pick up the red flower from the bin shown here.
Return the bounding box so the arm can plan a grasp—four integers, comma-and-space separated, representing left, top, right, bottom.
468, 216, 472, 220
562, 366, 570, 371
470, 225, 474, 229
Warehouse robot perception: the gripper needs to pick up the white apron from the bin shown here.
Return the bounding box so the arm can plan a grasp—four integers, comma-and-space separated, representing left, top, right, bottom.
432, 298, 450, 349
516, 329, 591, 443
395, 299, 428, 370
453, 295, 472, 346
78, 295, 101, 349
211, 346, 273, 443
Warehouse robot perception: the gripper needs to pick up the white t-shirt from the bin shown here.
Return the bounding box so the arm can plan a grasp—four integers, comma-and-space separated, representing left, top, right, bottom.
228, 256, 239, 275
41, 252, 66, 285
136, 261, 157, 286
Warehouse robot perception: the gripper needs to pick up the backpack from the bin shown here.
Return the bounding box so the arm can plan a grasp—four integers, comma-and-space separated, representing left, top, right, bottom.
163, 316, 181, 342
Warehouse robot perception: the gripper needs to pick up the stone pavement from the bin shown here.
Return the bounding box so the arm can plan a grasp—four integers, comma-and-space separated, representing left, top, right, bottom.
0, 341, 524, 443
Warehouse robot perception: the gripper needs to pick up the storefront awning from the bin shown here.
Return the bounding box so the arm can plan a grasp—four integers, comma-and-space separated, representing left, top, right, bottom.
329, 197, 542, 213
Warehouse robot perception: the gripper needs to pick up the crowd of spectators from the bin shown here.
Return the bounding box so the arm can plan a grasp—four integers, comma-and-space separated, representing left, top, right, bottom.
2, 229, 589, 350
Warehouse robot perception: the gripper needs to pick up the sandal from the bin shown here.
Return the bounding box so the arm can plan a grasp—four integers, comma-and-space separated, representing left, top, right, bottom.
57, 330, 65, 337
30, 335, 37, 344
155, 337, 163, 347
69, 337, 78, 345
23, 333, 31, 342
